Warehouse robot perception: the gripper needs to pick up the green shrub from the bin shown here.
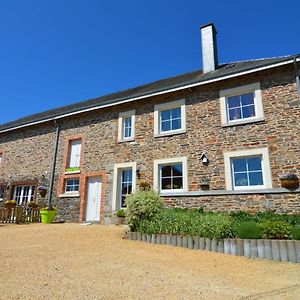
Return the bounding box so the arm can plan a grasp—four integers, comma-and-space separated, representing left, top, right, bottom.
291, 225, 300, 240
116, 209, 126, 218
126, 189, 163, 231
237, 222, 261, 239
259, 221, 292, 239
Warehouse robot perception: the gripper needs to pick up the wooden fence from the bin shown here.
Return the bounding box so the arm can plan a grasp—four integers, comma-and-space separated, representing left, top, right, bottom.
0, 206, 40, 224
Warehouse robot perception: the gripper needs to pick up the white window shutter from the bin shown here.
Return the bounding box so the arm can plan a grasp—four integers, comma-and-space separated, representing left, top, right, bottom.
69, 140, 81, 168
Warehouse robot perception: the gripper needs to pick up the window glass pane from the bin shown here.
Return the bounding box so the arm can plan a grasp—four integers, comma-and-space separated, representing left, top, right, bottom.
172, 118, 181, 130
161, 178, 171, 189
0, 187, 4, 199
124, 117, 131, 127
249, 172, 263, 186
173, 177, 183, 189
171, 107, 181, 119
227, 96, 240, 108
234, 173, 248, 186
161, 120, 171, 132
172, 164, 182, 176
228, 108, 242, 120
242, 105, 256, 118
232, 158, 247, 172
161, 110, 171, 121
161, 165, 171, 177
241, 93, 254, 106
247, 157, 262, 171
124, 127, 131, 138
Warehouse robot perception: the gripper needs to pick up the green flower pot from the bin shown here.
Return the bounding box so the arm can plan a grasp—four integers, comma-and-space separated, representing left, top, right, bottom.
40, 209, 57, 224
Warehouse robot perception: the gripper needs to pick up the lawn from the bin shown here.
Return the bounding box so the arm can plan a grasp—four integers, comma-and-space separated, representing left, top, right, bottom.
0, 223, 300, 299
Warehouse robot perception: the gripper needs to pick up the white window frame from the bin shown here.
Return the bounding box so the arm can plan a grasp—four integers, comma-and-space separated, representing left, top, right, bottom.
68, 140, 82, 169
13, 185, 36, 205
154, 99, 186, 137
0, 186, 4, 201
220, 82, 264, 127
64, 178, 80, 194
224, 148, 272, 191
118, 110, 135, 142
112, 162, 136, 211
154, 157, 188, 193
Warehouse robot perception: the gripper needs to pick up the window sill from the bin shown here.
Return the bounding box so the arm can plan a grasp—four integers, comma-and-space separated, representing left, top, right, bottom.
222, 117, 265, 127
65, 170, 81, 175
160, 188, 300, 197
154, 129, 186, 138
59, 192, 80, 198
118, 138, 135, 144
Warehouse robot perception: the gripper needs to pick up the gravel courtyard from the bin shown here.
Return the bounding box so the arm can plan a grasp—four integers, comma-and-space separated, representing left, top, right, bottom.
1, 224, 300, 300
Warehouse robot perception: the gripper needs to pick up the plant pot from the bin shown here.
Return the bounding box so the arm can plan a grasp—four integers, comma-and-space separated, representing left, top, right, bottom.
5, 203, 16, 209
280, 179, 299, 189
200, 184, 210, 190
40, 209, 57, 224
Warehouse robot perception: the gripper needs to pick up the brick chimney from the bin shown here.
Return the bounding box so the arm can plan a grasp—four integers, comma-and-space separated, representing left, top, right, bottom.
200, 23, 218, 73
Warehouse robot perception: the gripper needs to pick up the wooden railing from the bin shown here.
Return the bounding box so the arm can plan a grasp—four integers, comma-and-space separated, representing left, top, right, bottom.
0, 206, 40, 224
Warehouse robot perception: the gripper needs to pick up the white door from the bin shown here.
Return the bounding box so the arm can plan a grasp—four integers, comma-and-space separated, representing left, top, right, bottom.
86, 177, 102, 222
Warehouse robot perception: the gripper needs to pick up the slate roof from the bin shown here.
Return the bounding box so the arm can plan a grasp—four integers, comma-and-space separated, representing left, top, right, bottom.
0, 54, 298, 132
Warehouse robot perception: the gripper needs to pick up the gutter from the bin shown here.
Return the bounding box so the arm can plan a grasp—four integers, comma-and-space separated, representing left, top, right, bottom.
0, 58, 298, 134
47, 119, 60, 208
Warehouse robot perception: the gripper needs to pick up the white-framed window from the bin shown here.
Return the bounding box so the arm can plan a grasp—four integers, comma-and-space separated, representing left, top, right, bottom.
220, 82, 264, 126
224, 148, 272, 190
154, 157, 188, 193
65, 178, 80, 193
118, 110, 135, 142
68, 140, 81, 169
13, 185, 36, 205
0, 186, 4, 201
112, 162, 136, 211
0, 153, 2, 166
154, 99, 186, 137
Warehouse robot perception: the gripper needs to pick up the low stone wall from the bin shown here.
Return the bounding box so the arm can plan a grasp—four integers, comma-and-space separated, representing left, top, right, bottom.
127, 232, 300, 264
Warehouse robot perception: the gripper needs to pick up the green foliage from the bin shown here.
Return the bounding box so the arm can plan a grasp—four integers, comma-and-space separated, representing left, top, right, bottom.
126, 189, 164, 231
65, 167, 80, 172
116, 209, 126, 218
237, 222, 261, 239
291, 225, 300, 240
259, 221, 292, 239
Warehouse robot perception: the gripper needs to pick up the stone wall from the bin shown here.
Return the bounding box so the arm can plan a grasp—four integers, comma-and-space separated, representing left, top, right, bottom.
0, 64, 299, 221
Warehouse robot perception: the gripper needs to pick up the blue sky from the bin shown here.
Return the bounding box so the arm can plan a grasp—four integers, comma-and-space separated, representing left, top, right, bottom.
0, 0, 299, 125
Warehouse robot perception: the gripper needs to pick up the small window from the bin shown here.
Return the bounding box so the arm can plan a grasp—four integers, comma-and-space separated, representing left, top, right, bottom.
68, 140, 81, 169
0, 153, 2, 166
154, 157, 188, 193
154, 99, 186, 137
224, 148, 272, 191
65, 178, 80, 193
220, 83, 264, 126
118, 110, 135, 142
13, 185, 36, 205
160, 163, 183, 190
0, 186, 4, 201
231, 156, 263, 188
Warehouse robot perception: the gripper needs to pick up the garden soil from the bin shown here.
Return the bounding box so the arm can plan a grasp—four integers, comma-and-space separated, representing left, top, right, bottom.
0, 223, 300, 299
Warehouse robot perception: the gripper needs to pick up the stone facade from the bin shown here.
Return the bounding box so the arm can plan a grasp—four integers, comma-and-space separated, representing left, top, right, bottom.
0, 64, 299, 221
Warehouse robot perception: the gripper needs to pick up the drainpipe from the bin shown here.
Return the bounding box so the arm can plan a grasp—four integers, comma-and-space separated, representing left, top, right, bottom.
293, 56, 300, 101
48, 119, 60, 208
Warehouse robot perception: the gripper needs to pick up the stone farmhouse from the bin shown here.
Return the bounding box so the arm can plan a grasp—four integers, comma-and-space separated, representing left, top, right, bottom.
0, 23, 299, 222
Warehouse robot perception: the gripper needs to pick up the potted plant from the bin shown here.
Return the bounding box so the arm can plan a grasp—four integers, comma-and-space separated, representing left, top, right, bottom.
138, 179, 151, 191
27, 201, 39, 208
112, 209, 126, 225
5, 200, 16, 209
37, 185, 48, 198
279, 173, 299, 189
40, 206, 57, 224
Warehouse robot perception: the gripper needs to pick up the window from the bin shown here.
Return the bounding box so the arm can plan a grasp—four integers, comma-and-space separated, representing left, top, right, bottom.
120, 169, 132, 208
0, 186, 4, 201
154, 99, 186, 137
224, 148, 272, 190
118, 110, 135, 142
13, 185, 36, 205
112, 162, 136, 211
67, 140, 81, 170
65, 178, 80, 193
0, 153, 2, 166
154, 157, 188, 193
220, 83, 264, 126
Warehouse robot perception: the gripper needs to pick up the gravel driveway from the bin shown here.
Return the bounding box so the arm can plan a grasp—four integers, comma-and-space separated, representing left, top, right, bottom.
1, 223, 300, 299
